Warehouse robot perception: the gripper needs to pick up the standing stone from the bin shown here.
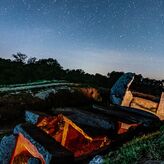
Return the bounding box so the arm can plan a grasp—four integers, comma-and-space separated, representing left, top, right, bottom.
110, 72, 134, 105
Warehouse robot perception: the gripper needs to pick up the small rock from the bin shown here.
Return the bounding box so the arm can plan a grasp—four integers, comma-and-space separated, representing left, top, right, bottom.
0, 135, 17, 164
28, 157, 41, 164
34, 89, 56, 100
89, 155, 104, 164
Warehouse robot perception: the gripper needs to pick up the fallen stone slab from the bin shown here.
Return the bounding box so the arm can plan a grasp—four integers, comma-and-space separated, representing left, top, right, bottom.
92, 105, 161, 127
47, 108, 117, 136
35, 114, 110, 159
13, 123, 74, 164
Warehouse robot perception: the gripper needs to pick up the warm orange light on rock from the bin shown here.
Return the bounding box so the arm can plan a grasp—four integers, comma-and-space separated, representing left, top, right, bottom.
36, 114, 110, 157
78, 87, 102, 102
10, 133, 45, 164
118, 122, 139, 134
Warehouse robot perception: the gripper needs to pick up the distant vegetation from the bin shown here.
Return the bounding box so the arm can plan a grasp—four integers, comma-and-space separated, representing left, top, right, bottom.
130, 74, 163, 97
0, 52, 163, 95
0, 52, 123, 88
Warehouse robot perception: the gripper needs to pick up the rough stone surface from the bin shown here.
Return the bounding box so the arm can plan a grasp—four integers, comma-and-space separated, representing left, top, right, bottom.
25, 111, 40, 124
52, 107, 117, 136
89, 155, 104, 164
25, 111, 47, 124
0, 134, 17, 164
93, 104, 160, 127
28, 157, 41, 164
157, 92, 164, 120
130, 97, 158, 112
121, 90, 133, 107
76, 87, 102, 102
110, 72, 134, 105
34, 89, 56, 100
13, 123, 74, 163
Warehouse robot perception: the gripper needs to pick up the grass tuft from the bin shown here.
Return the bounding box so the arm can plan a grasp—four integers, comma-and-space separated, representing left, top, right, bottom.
104, 125, 164, 164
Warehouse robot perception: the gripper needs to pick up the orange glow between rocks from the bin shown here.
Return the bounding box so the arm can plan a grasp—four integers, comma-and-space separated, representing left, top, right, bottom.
9, 114, 140, 163
118, 122, 139, 134
36, 114, 110, 157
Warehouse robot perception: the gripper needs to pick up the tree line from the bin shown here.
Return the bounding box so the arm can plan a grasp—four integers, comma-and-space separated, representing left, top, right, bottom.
0, 52, 163, 95
0, 53, 122, 87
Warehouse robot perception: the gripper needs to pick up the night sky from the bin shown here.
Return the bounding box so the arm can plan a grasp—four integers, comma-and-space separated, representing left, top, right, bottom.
0, 0, 164, 79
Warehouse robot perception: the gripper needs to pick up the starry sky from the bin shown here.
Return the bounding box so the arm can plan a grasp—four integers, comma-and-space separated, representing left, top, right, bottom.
0, 0, 164, 79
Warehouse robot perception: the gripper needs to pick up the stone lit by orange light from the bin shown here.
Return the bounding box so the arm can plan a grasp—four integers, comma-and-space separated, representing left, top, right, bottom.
78, 87, 102, 102
36, 114, 110, 157
117, 122, 139, 134
10, 133, 44, 164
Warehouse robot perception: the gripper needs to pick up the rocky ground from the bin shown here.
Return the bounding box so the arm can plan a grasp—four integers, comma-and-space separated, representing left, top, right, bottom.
0, 80, 163, 163
0, 81, 103, 141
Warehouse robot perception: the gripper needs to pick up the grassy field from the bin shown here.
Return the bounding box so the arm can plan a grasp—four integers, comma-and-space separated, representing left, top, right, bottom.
104, 124, 164, 164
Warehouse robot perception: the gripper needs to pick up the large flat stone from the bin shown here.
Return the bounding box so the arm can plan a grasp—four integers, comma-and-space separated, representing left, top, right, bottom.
13, 123, 74, 164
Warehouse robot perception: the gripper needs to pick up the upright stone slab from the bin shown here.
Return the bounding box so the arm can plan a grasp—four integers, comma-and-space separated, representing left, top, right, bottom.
110, 72, 134, 105
157, 92, 164, 120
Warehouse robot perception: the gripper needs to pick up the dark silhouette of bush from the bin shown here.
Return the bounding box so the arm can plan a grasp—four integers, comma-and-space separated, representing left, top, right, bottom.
12, 52, 27, 63
130, 74, 163, 97
0, 53, 163, 94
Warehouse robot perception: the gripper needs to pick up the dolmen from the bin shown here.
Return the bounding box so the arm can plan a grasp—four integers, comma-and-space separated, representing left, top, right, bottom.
0, 110, 114, 164
0, 107, 161, 164
110, 72, 164, 120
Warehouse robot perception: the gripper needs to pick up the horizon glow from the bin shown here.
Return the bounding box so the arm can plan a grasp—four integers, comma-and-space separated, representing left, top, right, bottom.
0, 0, 164, 80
